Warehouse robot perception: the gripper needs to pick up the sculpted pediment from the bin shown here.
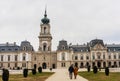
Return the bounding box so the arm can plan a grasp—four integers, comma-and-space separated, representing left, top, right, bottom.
92, 44, 105, 50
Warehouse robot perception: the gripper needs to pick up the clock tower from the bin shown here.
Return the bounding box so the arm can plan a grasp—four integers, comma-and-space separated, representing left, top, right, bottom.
38, 10, 52, 52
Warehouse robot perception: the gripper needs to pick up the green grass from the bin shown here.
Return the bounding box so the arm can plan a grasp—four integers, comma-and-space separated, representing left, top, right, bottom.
0, 72, 54, 81
78, 71, 120, 81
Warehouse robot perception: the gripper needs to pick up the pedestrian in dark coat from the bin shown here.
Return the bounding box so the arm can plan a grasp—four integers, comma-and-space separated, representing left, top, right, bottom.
68, 64, 74, 79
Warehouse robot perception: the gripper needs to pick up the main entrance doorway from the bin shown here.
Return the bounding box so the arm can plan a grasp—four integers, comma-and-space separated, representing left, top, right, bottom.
42, 62, 47, 69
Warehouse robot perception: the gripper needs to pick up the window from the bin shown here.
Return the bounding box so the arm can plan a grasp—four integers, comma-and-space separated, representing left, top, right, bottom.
15, 63, 17, 67
44, 27, 46, 34
81, 56, 83, 60
23, 46, 26, 51
97, 55, 101, 59
114, 55, 116, 59
109, 55, 111, 59
86, 56, 89, 60
22, 63, 26, 67
103, 54, 105, 59
62, 53, 65, 60
61, 63, 65, 67
97, 52, 101, 59
43, 43, 47, 51
1, 55, 3, 61
23, 54, 26, 61
8, 55, 10, 61
62, 45, 65, 50
15, 55, 18, 61
8, 63, 10, 67
75, 56, 78, 60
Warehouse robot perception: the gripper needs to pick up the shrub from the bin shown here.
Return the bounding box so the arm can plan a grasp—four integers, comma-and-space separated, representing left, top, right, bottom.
87, 65, 90, 72
38, 66, 42, 73
23, 69, 28, 78
93, 66, 98, 74
105, 67, 109, 76
2, 69, 9, 81
32, 69, 36, 75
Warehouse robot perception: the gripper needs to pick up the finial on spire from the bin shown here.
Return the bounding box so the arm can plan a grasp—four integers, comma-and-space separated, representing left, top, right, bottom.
44, 5, 47, 17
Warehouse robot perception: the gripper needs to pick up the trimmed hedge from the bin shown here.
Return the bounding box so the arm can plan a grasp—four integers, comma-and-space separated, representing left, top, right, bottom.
2, 69, 9, 81
23, 69, 28, 77
38, 66, 42, 73
32, 69, 36, 75
105, 67, 109, 76
93, 66, 98, 74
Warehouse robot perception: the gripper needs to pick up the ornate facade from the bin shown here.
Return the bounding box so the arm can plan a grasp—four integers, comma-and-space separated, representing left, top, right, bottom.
0, 10, 120, 69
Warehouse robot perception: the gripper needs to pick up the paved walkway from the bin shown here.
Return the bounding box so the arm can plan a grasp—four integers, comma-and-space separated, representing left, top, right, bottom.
45, 69, 88, 81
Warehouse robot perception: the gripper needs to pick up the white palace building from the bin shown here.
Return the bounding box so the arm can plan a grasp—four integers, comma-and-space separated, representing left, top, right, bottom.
0, 10, 120, 69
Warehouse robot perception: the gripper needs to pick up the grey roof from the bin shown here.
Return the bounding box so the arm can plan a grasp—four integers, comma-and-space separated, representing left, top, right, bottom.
0, 41, 34, 52
57, 40, 69, 51
89, 39, 104, 47
0, 43, 20, 52
57, 39, 120, 52
107, 44, 120, 52
70, 45, 89, 52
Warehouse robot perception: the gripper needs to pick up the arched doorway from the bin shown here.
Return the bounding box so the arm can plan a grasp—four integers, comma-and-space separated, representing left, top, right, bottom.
108, 62, 111, 67
103, 62, 106, 68
75, 62, 78, 67
80, 62, 84, 68
114, 61, 117, 67
92, 62, 95, 67
42, 62, 47, 69
86, 62, 89, 67
97, 61, 101, 68
52, 64, 56, 69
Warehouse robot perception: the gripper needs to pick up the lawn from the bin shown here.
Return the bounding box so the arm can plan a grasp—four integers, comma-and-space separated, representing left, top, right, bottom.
78, 71, 120, 81
0, 72, 54, 81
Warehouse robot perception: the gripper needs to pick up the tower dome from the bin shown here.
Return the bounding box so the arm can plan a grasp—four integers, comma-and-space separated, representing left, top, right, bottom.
41, 9, 50, 24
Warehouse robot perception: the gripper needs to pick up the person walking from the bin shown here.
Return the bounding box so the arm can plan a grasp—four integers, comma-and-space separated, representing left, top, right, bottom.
73, 65, 79, 79
68, 64, 74, 79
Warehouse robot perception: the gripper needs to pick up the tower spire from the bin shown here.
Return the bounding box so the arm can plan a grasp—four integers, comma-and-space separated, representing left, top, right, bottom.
44, 6, 47, 17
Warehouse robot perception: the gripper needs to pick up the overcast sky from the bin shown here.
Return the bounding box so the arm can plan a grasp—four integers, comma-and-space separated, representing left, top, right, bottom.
0, 0, 120, 51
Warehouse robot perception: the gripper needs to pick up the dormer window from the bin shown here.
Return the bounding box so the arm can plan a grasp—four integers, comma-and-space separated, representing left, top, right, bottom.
23, 46, 26, 51
62, 45, 65, 50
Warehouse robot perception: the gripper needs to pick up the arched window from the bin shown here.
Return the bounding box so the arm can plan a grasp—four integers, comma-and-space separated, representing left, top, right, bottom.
114, 55, 116, 59
43, 43, 47, 51
62, 53, 65, 60
103, 54, 105, 59
23, 46, 26, 51
81, 55, 83, 60
23, 54, 26, 61
86, 56, 89, 60
44, 27, 46, 34
97, 52, 101, 59
62, 45, 65, 50
75, 56, 78, 60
